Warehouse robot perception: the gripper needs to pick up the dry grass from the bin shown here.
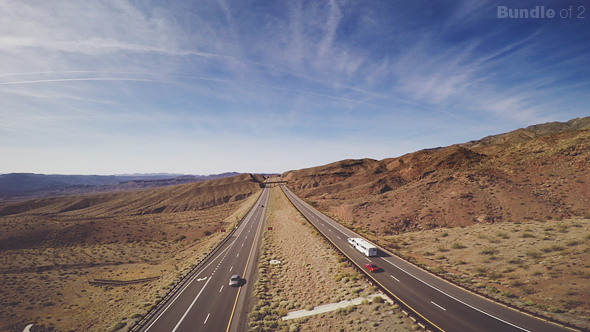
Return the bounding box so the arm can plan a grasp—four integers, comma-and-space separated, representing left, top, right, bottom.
0, 177, 262, 332
246, 187, 418, 332
284, 128, 590, 234
384, 217, 590, 329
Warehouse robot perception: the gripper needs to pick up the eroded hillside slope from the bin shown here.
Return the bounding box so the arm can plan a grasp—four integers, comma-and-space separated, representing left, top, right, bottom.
0, 173, 263, 250
283, 118, 590, 234
0, 173, 263, 332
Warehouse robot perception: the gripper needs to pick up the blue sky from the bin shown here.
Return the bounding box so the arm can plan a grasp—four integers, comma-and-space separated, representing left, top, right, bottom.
1, 0, 589, 175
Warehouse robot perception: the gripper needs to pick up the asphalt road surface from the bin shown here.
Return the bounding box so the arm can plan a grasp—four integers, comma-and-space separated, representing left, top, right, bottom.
138, 187, 270, 332
280, 184, 575, 332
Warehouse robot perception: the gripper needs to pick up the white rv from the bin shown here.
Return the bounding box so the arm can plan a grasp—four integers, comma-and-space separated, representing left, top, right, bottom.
347, 238, 377, 257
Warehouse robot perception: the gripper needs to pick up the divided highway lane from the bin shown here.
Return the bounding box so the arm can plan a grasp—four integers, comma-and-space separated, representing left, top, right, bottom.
139, 187, 270, 332
280, 184, 575, 332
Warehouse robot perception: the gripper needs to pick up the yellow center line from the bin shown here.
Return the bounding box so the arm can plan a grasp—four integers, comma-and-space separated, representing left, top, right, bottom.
280, 185, 446, 332
225, 191, 267, 332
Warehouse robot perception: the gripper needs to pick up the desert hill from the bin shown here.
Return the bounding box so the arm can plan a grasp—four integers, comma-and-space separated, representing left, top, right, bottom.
460, 116, 590, 149
0, 172, 242, 201
283, 117, 590, 234
0, 173, 264, 250
0, 173, 263, 331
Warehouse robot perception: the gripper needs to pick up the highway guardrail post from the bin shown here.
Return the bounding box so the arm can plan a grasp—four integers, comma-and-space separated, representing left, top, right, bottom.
129, 190, 264, 332
278, 185, 442, 332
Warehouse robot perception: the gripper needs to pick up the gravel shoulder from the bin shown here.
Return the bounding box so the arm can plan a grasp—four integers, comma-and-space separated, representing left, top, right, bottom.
246, 187, 421, 332
381, 217, 590, 330
0, 191, 261, 332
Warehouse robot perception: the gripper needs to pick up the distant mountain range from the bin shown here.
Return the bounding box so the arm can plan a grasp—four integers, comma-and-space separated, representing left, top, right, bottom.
0, 172, 241, 200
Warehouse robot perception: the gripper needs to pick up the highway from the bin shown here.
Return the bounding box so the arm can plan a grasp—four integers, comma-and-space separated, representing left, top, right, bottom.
137, 187, 269, 332
280, 184, 575, 332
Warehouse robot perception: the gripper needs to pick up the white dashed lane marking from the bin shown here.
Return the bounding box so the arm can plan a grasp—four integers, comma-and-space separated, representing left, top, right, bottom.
431, 301, 446, 311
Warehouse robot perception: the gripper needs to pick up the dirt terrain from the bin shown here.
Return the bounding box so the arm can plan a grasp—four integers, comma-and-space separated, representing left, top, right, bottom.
0, 174, 263, 332
281, 117, 590, 329
3, 116, 589, 331
0, 172, 243, 202
283, 117, 590, 233
380, 217, 590, 330
246, 186, 421, 332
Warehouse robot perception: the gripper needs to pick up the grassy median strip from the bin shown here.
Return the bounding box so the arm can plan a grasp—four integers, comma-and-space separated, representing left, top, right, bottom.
246, 187, 422, 332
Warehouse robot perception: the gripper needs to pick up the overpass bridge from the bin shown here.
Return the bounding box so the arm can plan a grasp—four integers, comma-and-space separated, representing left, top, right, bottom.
261, 180, 288, 188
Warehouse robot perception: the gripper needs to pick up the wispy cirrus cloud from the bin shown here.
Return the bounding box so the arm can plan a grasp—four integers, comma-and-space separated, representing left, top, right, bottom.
1, 0, 589, 174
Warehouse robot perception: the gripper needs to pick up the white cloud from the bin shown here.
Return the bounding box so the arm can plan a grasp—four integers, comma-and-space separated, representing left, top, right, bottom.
0, 0, 588, 174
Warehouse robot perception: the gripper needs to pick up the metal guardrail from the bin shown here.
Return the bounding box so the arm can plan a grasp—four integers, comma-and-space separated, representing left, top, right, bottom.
281, 185, 584, 332
128, 191, 264, 332
89, 277, 159, 286
386, 247, 585, 331
279, 185, 441, 332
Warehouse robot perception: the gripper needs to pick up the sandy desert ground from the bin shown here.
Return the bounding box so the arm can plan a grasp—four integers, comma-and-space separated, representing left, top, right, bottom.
246, 186, 423, 332
0, 175, 262, 332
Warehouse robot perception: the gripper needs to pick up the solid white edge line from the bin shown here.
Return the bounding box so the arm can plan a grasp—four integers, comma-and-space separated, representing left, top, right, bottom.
285, 187, 354, 239
226, 188, 269, 332
381, 257, 531, 332
431, 301, 446, 311
171, 277, 212, 332
144, 190, 268, 331
284, 185, 532, 332
143, 240, 236, 332
170, 188, 269, 332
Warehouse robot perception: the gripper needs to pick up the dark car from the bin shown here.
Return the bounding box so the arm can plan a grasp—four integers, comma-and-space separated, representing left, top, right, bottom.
365, 264, 381, 272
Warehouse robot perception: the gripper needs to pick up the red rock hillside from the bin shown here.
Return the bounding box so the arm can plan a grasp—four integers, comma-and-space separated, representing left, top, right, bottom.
282, 117, 590, 235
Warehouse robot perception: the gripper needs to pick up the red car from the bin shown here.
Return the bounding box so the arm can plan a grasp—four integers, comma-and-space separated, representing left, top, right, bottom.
365, 264, 381, 272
